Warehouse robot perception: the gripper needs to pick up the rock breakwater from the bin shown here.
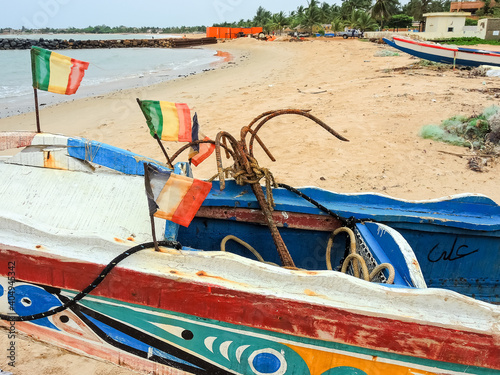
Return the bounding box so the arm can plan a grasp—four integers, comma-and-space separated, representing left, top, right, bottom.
0, 37, 217, 50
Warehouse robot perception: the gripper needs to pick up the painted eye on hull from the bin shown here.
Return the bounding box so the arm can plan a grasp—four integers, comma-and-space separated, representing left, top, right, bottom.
248, 348, 287, 375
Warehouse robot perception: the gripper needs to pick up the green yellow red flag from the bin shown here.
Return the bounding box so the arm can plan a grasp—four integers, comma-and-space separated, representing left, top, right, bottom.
30, 46, 89, 95
138, 100, 192, 142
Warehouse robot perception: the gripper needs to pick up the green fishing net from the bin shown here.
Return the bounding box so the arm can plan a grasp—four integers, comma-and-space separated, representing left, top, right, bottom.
419, 105, 500, 148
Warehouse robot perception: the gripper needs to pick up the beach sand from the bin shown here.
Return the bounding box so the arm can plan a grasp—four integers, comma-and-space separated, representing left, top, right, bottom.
0, 36, 499, 374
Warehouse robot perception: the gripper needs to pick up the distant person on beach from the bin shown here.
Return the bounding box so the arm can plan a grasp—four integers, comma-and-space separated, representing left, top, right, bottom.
352, 29, 355, 38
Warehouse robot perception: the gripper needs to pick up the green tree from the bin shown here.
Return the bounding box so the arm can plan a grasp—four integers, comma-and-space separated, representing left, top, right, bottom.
346, 9, 363, 28
253, 6, 272, 27
342, 0, 372, 14
371, 0, 399, 29
476, 0, 500, 16
427, 0, 451, 12
387, 14, 413, 30
270, 11, 290, 35
331, 17, 345, 32
301, 0, 324, 34
356, 11, 380, 32
402, 0, 422, 21
319, 2, 335, 22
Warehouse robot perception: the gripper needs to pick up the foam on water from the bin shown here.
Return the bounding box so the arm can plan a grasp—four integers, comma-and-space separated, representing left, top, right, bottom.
0, 35, 224, 118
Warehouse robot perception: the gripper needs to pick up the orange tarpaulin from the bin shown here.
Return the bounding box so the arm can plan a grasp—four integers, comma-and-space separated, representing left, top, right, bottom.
206, 27, 263, 39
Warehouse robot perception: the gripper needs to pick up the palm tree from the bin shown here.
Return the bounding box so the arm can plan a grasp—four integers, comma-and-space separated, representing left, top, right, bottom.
270, 11, 290, 35
301, 0, 324, 34
356, 11, 379, 34
346, 9, 364, 29
371, 0, 398, 29
402, 0, 423, 21
319, 2, 334, 23
253, 6, 272, 27
331, 17, 345, 33
342, 0, 372, 14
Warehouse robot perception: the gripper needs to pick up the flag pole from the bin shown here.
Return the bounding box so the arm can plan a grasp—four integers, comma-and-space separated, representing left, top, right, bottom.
33, 88, 41, 133
136, 98, 174, 169
149, 212, 161, 252
143, 163, 161, 252
154, 134, 174, 170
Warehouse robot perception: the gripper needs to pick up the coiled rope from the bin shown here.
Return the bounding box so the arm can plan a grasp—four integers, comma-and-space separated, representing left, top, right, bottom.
220, 235, 265, 262
0, 240, 181, 322
326, 227, 395, 284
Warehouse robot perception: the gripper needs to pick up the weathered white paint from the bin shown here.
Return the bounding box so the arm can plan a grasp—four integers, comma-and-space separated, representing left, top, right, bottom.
5, 145, 94, 172
0, 162, 164, 250
374, 223, 427, 288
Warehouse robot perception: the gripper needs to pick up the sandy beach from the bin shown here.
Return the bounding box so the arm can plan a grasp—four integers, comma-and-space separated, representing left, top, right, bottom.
0, 36, 499, 373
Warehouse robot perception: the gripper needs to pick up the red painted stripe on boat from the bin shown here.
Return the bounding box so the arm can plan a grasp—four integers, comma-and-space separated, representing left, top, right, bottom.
0, 132, 37, 152
1, 248, 499, 369
392, 37, 458, 52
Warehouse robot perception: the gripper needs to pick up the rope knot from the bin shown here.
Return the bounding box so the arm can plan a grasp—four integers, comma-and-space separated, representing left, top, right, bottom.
218, 157, 275, 210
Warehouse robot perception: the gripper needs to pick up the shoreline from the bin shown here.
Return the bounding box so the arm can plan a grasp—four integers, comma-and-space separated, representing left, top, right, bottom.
0, 38, 499, 201
0, 46, 230, 119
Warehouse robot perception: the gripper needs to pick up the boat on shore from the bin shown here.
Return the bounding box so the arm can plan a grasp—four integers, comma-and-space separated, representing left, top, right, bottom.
0, 126, 499, 375
383, 36, 500, 67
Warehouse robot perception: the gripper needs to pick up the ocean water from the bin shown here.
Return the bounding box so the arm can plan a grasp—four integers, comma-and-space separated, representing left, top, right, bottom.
0, 34, 223, 118
0, 33, 182, 41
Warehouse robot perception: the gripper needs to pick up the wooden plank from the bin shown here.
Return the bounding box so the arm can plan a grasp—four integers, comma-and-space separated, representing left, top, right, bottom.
196, 206, 342, 231
1, 248, 498, 370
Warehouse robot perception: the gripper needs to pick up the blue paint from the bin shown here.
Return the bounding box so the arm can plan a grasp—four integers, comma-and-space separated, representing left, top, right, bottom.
204, 181, 500, 231
253, 352, 282, 373
178, 218, 342, 269
458, 46, 500, 55
394, 227, 500, 301
173, 162, 193, 178
357, 222, 415, 286
0, 284, 3, 297
196, 180, 500, 302
82, 313, 200, 369
12, 285, 60, 330
79, 297, 312, 375
67, 138, 171, 176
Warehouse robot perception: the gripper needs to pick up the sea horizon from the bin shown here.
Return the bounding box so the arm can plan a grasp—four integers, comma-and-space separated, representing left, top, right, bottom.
0, 33, 187, 40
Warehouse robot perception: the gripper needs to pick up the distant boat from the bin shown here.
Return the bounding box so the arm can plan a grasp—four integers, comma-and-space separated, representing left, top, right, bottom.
383, 36, 500, 67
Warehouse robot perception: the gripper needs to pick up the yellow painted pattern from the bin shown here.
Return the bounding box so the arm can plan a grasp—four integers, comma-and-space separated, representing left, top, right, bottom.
159, 101, 180, 141
285, 343, 438, 375
47, 51, 72, 95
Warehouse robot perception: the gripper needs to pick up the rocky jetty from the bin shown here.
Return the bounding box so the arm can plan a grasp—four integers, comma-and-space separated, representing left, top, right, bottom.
0, 37, 217, 50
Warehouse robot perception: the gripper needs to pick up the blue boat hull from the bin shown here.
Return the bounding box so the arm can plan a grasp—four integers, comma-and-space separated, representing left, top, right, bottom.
188, 181, 500, 303
383, 37, 500, 67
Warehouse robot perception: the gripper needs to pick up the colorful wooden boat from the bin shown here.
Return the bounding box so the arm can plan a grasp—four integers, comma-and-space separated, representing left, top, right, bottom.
383, 36, 500, 67
0, 131, 499, 375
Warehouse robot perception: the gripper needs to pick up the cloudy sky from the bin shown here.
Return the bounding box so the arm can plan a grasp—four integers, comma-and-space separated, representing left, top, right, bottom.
2, 0, 323, 29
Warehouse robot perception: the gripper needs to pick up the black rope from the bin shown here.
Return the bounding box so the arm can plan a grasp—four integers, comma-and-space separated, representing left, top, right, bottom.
276, 183, 367, 227
1, 240, 181, 322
